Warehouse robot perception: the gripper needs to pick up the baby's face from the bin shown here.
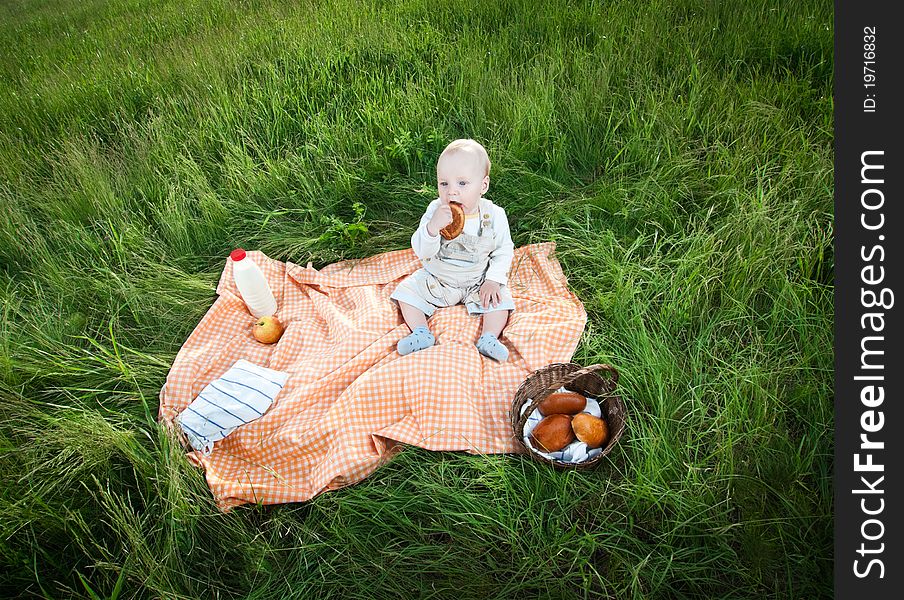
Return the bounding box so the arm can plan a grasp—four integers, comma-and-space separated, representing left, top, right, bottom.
436, 152, 489, 215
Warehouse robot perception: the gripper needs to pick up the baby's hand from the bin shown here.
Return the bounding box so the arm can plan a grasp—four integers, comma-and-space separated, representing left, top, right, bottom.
427, 199, 453, 236
479, 280, 502, 309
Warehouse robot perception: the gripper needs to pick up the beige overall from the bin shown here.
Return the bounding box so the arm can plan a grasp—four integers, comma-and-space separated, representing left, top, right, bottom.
391, 198, 515, 317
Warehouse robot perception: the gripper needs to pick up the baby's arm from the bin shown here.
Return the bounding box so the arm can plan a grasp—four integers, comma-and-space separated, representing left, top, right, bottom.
411, 199, 442, 260
485, 207, 514, 285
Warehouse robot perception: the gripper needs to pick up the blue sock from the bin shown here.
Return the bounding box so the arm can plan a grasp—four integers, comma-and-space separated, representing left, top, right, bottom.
476, 333, 509, 362
398, 326, 435, 355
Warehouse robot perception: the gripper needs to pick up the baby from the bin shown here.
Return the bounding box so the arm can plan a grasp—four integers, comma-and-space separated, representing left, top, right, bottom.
390, 139, 515, 361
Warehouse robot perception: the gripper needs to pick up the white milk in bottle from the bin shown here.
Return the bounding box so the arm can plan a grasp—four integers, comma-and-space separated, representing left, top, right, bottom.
230, 249, 277, 317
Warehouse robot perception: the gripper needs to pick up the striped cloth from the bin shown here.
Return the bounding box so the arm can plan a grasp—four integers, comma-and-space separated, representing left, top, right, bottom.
159, 242, 586, 510
176, 359, 289, 456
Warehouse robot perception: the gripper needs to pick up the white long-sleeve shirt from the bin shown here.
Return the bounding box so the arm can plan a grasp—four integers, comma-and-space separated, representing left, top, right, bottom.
411, 198, 515, 286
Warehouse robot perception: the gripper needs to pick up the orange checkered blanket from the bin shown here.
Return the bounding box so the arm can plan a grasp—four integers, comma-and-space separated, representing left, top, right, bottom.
159, 242, 586, 509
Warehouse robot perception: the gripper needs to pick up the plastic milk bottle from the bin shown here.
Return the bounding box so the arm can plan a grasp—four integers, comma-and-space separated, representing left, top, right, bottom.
230, 249, 278, 317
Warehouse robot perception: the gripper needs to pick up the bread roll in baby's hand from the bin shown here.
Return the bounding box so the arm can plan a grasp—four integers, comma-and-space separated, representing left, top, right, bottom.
440, 202, 465, 240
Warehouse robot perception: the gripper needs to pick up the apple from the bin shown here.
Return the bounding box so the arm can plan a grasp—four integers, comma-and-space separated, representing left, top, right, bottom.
252, 315, 284, 344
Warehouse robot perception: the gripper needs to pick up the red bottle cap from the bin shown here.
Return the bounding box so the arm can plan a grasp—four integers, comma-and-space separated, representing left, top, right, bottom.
230, 248, 246, 261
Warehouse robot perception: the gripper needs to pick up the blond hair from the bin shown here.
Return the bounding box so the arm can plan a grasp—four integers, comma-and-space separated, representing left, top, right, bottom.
438, 139, 491, 176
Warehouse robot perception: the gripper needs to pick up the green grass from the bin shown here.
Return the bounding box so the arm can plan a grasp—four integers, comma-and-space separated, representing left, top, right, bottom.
0, 0, 833, 597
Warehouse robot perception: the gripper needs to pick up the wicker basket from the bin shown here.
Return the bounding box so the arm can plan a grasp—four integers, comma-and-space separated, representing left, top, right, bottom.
511, 363, 626, 470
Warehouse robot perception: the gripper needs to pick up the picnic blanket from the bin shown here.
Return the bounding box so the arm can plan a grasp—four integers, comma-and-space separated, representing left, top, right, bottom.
159, 242, 586, 510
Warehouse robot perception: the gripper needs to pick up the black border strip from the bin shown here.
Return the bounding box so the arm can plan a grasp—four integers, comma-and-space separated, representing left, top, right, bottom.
835, 1, 902, 596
